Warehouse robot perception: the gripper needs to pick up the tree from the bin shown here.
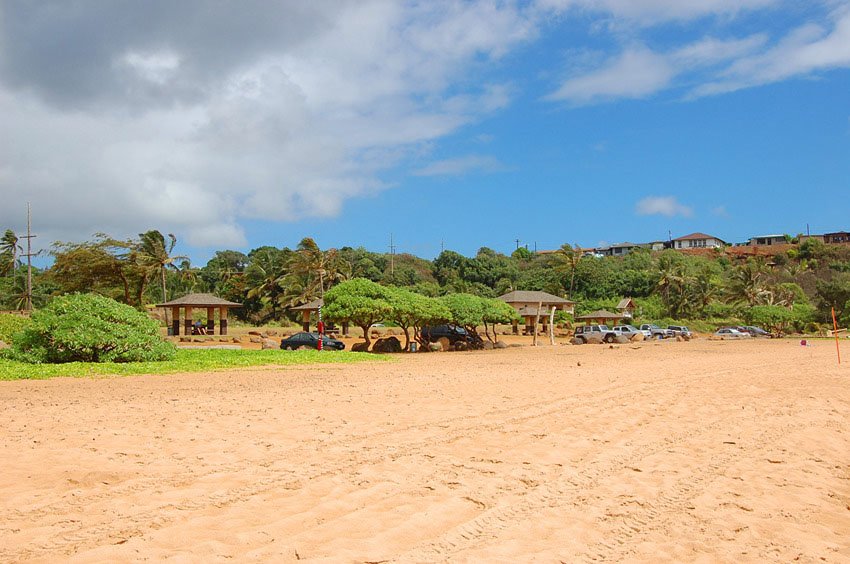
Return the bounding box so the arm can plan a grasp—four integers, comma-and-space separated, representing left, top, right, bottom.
440, 293, 486, 339
549, 243, 582, 299
725, 260, 771, 307
283, 237, 350, 306
245, 246, 291, 321
386, 287, 450, 349
9, 293, 176, 363
745, 305, 794, 336
137, 230, 188, 303
322, 278, 392, 348
0, 229, 22, 277
480, 298, 520, 342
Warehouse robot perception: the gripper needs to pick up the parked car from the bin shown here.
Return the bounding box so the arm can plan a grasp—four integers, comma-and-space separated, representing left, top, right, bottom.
714, 327, 751, 339
667, 325, 692, 338
574, 324, 617, 343
640, 324, 674, 339
612, 325, 641, 339
420, 324, 478, 346
280, 332, 345, 350
741, 325, 772, 338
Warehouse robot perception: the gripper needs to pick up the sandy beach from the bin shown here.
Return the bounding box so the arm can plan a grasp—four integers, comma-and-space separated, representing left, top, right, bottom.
1, 338, 848, 562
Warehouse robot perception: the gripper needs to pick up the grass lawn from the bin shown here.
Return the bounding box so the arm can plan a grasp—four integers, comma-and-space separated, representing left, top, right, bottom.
0, 348, 389, 381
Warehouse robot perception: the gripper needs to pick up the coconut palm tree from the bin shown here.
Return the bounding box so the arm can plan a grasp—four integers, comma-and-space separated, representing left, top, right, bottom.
137, 230, 188, 303
549, 243, 582, 299
0, 229, 22, 277
282, 237, 350, 306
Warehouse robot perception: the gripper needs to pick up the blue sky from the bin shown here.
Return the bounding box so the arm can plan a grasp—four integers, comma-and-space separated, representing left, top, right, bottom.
1, 1, 848, 264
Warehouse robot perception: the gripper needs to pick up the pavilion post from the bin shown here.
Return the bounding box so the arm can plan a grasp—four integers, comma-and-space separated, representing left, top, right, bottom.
342, 321, 349, 336
206, 307, 215, 333
302, 310, 310, 332
512, 318, 518, 335
549, 306, 557, 345
171, 306, 180, 337
184, 306, 194, 336
219, 307, 228, 335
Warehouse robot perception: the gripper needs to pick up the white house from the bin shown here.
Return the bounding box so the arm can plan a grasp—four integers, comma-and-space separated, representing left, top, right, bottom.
672, 232, 727, 249
749, 234, 787, 246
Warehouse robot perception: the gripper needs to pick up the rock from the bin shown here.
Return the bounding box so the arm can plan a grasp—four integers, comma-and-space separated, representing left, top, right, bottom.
453, 341, 468, 352
266, 329, 278, 336
192, 337, 205, 343
232, 337, 242, 343
249, 336, 262, 344
630, 333, 645, 342
372, 336, 403, 353
261, 338, 278, 350
481, 341, 494, 350
428, 342, 443, 352
494, 340, 508, 349
676, 335, 684, 342
248, 330, 262, 336
614, 335, 630, 344
437, 337, 451, 351
570, 337, 584, 345
351, 342, 370, 353
179, 337, 191, 343
585, 334, 603, 345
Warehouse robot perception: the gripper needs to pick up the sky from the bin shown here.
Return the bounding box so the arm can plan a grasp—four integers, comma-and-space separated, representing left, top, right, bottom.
1, 0, 849, 265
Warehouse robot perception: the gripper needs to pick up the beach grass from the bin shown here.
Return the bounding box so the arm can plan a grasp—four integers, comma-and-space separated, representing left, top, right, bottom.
0, 348, 388, 381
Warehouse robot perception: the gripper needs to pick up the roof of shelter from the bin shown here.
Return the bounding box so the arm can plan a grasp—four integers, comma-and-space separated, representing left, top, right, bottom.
290, 298, 324, 311
498, 290, 574, 305
156, 293, 242, 308
575, 309, 624, 320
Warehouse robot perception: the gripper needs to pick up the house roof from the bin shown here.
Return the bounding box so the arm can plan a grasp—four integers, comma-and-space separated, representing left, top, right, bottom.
575, 309, 624, 320
673, 232, 726, 243
750, 234, 785, 239
290, 298, 324, 311
156, 293, 242, 308
617, 298, 635, 310
498, 290, 575, 305
610, 241, 639, 248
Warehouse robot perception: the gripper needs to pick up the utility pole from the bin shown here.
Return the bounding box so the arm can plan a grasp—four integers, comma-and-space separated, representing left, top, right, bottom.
389, 233, 396, 277
21, 203, 37, 311
515, 238, 521, 250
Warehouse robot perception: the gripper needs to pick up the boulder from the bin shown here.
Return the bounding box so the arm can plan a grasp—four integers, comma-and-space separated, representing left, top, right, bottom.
585, 334, 604, 345
570, 337, 585, 345
261, 338, 278, 350
372, 336, 403, 353
266, 329, 278, 336
232, 337, 242, 343
428, 342, 443, 352
248, 330, 263, 336
179, 337, 191, 343
351, 342, 370, 353
614, 335, 630, 344
437, 337, 451, 352
249, 336, 262, 344
494, 341, 508, 349
481, 341, 494, 350
630, 333, 645, 342
453, 341, 468, 352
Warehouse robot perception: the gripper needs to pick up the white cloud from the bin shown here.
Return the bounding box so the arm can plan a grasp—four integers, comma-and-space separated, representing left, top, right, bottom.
413, 155, 507, 177
0, 1, 536, 248
535, 0, 779, 26
636, 196, 694, 217
547, 47, 675, 103
692, 7, 850, 96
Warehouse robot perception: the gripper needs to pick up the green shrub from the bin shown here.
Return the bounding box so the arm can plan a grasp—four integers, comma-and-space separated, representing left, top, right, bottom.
10, 294, 176, 363
0, 313, 30, 343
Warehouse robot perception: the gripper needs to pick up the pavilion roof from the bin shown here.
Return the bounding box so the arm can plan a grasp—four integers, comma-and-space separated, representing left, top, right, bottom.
156, 293, 242, 308
498, 290, 574, 305
575, 309, 624, 320
290, 298, 324, 311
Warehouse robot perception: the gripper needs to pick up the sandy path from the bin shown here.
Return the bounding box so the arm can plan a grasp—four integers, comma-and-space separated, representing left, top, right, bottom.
1, 339, 848, 562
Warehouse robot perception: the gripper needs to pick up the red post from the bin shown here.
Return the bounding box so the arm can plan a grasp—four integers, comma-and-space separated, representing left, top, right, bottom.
317, 307, 324, 352
832, 307, 841, 365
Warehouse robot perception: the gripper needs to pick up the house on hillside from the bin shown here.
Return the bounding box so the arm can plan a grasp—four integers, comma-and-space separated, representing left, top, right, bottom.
606, 242, 641, 256
498, 290, 575, 335
617, 298, 636, 319
824, 231, 850, 244
749, 234, 787, 246
672, 232, 727, 249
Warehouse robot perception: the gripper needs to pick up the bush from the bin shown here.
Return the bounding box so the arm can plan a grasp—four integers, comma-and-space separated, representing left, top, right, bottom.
0, 313, 30, 343
9, 294, 176, 363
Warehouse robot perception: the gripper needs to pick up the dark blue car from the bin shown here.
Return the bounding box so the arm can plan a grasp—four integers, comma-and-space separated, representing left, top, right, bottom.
280, 332, 345, 350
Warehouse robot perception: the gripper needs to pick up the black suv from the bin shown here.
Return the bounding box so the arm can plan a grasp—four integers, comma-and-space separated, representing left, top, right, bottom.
420, 325, 478, 345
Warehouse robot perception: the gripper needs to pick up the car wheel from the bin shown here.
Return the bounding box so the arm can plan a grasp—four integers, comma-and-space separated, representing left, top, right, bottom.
604, 334, 614, 343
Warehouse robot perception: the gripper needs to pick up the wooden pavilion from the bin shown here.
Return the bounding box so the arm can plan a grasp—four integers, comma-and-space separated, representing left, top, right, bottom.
575, 309, 624, 326
156, 293, 242, 336
498, 290, 576, 335
616, 298, 637, 319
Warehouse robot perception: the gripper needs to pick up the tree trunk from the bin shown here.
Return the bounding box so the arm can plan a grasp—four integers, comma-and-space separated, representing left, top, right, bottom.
401, 326, 410, 350
161, 266, 168, 303
361, 324, 371, 348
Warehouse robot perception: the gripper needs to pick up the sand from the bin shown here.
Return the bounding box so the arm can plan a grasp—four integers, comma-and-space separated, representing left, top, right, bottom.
1, 338, 848, 562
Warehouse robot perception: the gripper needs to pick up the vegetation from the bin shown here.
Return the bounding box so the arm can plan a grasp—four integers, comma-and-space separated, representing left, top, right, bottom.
8, 294, 176, 363
0, 348, 386, 380
3, 225, 850, 335
0, 313, 30, 343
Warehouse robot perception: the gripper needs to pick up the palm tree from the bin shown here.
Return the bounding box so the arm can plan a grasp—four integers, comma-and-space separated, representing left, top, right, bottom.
0, 229, 22, 277
137, 230, 188, 303
726, 261, 771, 306
245, 247, 290, 320
549, 243, 582, 299
282, 237, 350, 305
